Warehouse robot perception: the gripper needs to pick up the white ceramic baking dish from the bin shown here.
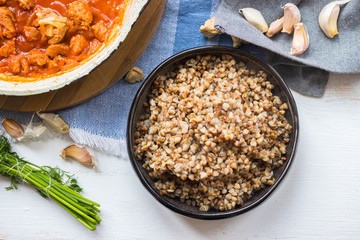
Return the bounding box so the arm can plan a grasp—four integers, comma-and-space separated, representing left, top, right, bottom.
0, 0, 149, 96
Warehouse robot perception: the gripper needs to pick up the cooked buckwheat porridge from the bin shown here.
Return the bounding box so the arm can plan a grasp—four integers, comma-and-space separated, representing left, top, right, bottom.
134, 54, 292, 211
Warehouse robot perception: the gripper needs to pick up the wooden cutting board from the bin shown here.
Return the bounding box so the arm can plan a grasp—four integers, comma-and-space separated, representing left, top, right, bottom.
0, 0, 165, 112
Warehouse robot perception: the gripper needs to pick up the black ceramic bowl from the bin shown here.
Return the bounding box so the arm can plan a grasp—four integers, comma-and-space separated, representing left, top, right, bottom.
127, 46, 299, 219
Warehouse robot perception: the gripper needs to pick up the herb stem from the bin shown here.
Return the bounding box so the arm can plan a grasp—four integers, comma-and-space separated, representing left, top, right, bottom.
0, 136, 101, 230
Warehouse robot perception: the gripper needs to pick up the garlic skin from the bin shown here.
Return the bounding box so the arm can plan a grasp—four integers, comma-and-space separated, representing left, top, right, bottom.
239, 8, 268, 33
37, 112, 69, 134
266, 16, 284, 37
60, 145, 95, 167
20, 123, 47, 141
290, 23, 309, 56
318, 0, 350, 38
282, 3, 301, 34
2, 118, 24, 138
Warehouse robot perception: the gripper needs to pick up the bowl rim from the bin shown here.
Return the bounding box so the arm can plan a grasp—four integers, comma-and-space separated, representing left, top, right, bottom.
127, 45, 299, 219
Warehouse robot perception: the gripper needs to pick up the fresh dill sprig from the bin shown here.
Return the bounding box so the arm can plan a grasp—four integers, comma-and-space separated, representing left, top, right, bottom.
5, 176, 19, 191
0, 136, 101, 230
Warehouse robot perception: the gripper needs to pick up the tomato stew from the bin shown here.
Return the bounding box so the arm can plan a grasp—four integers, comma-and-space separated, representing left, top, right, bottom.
0, 0, 128, 79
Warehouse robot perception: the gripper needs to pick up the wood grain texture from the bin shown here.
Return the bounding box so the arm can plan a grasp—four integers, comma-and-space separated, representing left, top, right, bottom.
0, 0, 165, 113
0, 74, 360, 239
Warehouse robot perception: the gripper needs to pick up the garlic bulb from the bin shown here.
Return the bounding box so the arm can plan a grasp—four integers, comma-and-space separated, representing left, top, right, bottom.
239, 8, 268, 33
318, 0, 350, 38
282, 3, 301, 34
290, 23, 309, 56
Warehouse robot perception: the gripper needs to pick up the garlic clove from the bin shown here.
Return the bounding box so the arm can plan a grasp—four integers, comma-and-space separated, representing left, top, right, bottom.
239, 8, 268, 33
199, 17, 221, 39
290, 22, 309, 56
125, 67, 144, 84
266, 16, 284, 37
231, 35, 242, 48
37, 112, 69, 134
282, 3, 301, 34
2, 118, 24, 138
318, 0, 350, 38
60, 145, 95, 167
3, 114, 47, 141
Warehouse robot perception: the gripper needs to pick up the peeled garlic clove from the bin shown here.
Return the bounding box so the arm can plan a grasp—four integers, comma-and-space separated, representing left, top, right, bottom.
37, 112, 69, 134
2, 118, 24, 138
282, 3, 301, 34
266, 16, 284, 37
290, 23, 309, 56
60, 145, 95, 167
319, 0, 350, 38
239, 8, 268, 33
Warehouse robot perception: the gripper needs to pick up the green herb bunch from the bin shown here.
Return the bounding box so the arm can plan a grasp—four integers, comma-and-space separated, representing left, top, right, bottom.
0, 136, 101, 230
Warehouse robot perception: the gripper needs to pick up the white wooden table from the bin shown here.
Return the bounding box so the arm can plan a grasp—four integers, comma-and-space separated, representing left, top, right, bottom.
1, 73, 360, 240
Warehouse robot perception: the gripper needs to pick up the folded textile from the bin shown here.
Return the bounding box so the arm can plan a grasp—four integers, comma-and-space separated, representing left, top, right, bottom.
215, 0, 360, 97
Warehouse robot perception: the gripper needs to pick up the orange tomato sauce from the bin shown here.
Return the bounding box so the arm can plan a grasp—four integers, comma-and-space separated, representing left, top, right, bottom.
0, 0, 128, 79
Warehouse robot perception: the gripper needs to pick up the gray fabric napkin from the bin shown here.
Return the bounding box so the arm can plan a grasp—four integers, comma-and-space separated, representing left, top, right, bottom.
215, 0, 360, 97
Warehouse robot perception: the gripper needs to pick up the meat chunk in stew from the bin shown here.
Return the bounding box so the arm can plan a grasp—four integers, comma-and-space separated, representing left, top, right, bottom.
92, 21, 107, 42
17, 0, 34, 10
0, 0, 6, 5
0, 7, 16, 39
34, 8, 70, 45
7, 55, 21, 73
20, 56, 29, 74
46, 44, 70, 59
0, 40, 15, 57
7, 55, 29, 74
70, 34, 88, 55
68, 1, 93, 29
48, 55, 70, 70
24, 26, 40, 41
27, 49, 49, 66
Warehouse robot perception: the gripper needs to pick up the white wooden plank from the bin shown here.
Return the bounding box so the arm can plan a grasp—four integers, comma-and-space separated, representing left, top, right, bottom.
0, 73, 360, 239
